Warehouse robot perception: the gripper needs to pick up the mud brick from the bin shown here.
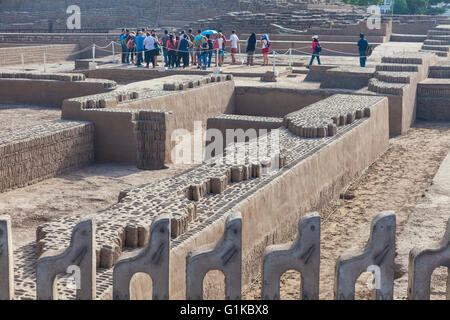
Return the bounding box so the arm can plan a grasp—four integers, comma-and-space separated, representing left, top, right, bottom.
210, 175, 228, 194
163, 82, 177, 91
251, 162, 262, 178
328, 123, 337, 136
231, 165, 244, 183
347, 112, 355, 124
137, 225, 150, 247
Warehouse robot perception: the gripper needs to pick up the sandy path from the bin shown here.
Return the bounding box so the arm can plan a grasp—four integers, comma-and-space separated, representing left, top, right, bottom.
243, 121, 450, 300
0, 163, 191, 248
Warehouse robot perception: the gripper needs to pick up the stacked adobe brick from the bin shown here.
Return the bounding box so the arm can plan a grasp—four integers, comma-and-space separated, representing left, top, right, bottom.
0, 120, 94, 193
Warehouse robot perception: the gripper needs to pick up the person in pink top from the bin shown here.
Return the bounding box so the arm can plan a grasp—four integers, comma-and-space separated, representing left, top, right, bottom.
308, 35, 322, 68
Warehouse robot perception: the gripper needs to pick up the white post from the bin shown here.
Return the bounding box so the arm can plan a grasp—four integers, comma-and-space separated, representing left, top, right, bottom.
216, 48, 219, 67
92, 44, 96, 63
272, 50, 276, 73
112, 42, 115, 63
43, 51, 47, 73
289, 48, 292, 70
21, 53, 25, 71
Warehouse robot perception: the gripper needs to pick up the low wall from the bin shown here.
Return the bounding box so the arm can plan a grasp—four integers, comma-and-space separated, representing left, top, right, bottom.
239, 33, 386, 43
62, 80, 236, 165
390, 34, 427, 42
234, 86, 332, 117
0, 44, 80, 66
416, 79, 450, 121
366, 53, 437, 135
392, 21, 438, 35
320, 66, 375, 90
166, 96, 390, 299
0, 78, 116, 107
0, 120, 94, 193
304, 64, 340, 82
234, 40, 381, 56
207, 114, 283, 144
0, 33, 117, 59
80, 68, 209, 83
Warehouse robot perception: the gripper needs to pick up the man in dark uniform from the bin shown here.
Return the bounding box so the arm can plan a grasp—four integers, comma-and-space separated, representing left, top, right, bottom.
357, 33, 369, 67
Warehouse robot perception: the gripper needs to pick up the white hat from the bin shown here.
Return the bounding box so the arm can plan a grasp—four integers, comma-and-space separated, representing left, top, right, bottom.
312, 35, 318, 39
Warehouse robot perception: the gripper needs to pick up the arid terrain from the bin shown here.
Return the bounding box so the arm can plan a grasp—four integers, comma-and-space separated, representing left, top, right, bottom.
243, 121, 450, 300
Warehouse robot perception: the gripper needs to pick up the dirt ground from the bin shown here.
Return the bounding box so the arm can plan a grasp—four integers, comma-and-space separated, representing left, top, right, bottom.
0, 104, 61, 133
243, 121, 450, 300
0, 163, 191, 249
2, 121, 449, 299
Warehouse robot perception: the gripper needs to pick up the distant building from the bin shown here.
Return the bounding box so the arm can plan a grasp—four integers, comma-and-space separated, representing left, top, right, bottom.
380, 0, 392, 14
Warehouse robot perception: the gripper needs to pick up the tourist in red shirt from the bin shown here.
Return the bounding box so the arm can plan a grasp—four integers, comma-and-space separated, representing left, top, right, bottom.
308, 35, 322, 68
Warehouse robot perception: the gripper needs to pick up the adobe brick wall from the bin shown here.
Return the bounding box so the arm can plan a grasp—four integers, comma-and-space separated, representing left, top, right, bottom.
0, 44, 80, 66
416, 80, 450, 121
234, 86, 332, 117
0, 120, 94, 193
207, 114, 283, 138
0, 78, 116, 107
61, 80, 236, 165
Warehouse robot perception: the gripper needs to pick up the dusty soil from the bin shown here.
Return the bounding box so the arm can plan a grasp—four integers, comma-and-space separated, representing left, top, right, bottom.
0, 163, 192, 249
243, 121, 450, 300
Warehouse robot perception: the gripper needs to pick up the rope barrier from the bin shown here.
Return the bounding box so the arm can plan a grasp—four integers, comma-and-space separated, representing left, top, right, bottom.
15, 39, 377, 70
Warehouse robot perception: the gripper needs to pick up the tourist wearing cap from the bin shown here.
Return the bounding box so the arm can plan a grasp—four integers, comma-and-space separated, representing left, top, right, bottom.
261, 34, 271, 66
308, 35, 321, 68
160, 30, 170, 67
229, 30, 239, 64
357, 33, 369, 67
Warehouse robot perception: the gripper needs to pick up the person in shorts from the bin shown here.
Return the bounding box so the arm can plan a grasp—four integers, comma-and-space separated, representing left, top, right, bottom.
187, 29, 196, 65
229, 30, 239, 64
261, 34, 271, 66
194, 30, 206, 69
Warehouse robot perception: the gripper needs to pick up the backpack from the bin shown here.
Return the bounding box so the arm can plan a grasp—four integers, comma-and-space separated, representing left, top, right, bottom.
127, 38, 134, 49
365, 45, 373, 57
154, 41, 161, 55
315, 43, 322, 53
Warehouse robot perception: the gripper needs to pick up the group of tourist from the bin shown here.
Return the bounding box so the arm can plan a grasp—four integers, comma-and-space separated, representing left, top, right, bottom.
307, 33, 371, 68
120, 28, 273, 69
121, 28, 371, 70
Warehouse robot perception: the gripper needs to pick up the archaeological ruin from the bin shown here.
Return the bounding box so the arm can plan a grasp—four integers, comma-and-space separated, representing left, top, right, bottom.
0, 0, 449, 304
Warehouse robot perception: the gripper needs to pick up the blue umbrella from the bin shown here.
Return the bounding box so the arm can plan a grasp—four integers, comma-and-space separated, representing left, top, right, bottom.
201, 30, 218, 35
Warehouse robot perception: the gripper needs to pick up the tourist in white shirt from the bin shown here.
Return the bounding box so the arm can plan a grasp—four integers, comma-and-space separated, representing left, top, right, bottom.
144, 32, 156, 68
229, 30, 239, 64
